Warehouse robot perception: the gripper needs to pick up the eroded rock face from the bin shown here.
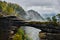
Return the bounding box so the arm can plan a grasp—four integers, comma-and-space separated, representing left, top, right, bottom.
39, 32, 60, 40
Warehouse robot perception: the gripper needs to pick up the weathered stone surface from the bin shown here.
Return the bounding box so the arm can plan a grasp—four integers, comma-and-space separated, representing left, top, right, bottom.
39, 32, 60, 40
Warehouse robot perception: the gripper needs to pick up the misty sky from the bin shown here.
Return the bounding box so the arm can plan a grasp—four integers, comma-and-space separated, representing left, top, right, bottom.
1, 0, 60, 14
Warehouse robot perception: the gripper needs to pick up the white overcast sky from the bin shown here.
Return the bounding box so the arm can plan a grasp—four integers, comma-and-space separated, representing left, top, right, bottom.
1, 0, 60, 14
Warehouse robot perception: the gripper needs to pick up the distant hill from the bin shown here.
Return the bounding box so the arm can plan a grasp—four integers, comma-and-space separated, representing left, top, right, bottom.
27, 10, 45, 22
43, 13, 56, 18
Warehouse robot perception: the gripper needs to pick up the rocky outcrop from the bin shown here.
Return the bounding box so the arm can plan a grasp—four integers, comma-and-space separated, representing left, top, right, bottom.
39, 32, 60, 40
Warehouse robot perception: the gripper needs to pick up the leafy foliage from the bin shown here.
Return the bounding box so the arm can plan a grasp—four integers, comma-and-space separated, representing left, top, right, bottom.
46, 17, 51, 22
0, 1, 26, 16
13, 28, 32, 40
52, 16, 57, 22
